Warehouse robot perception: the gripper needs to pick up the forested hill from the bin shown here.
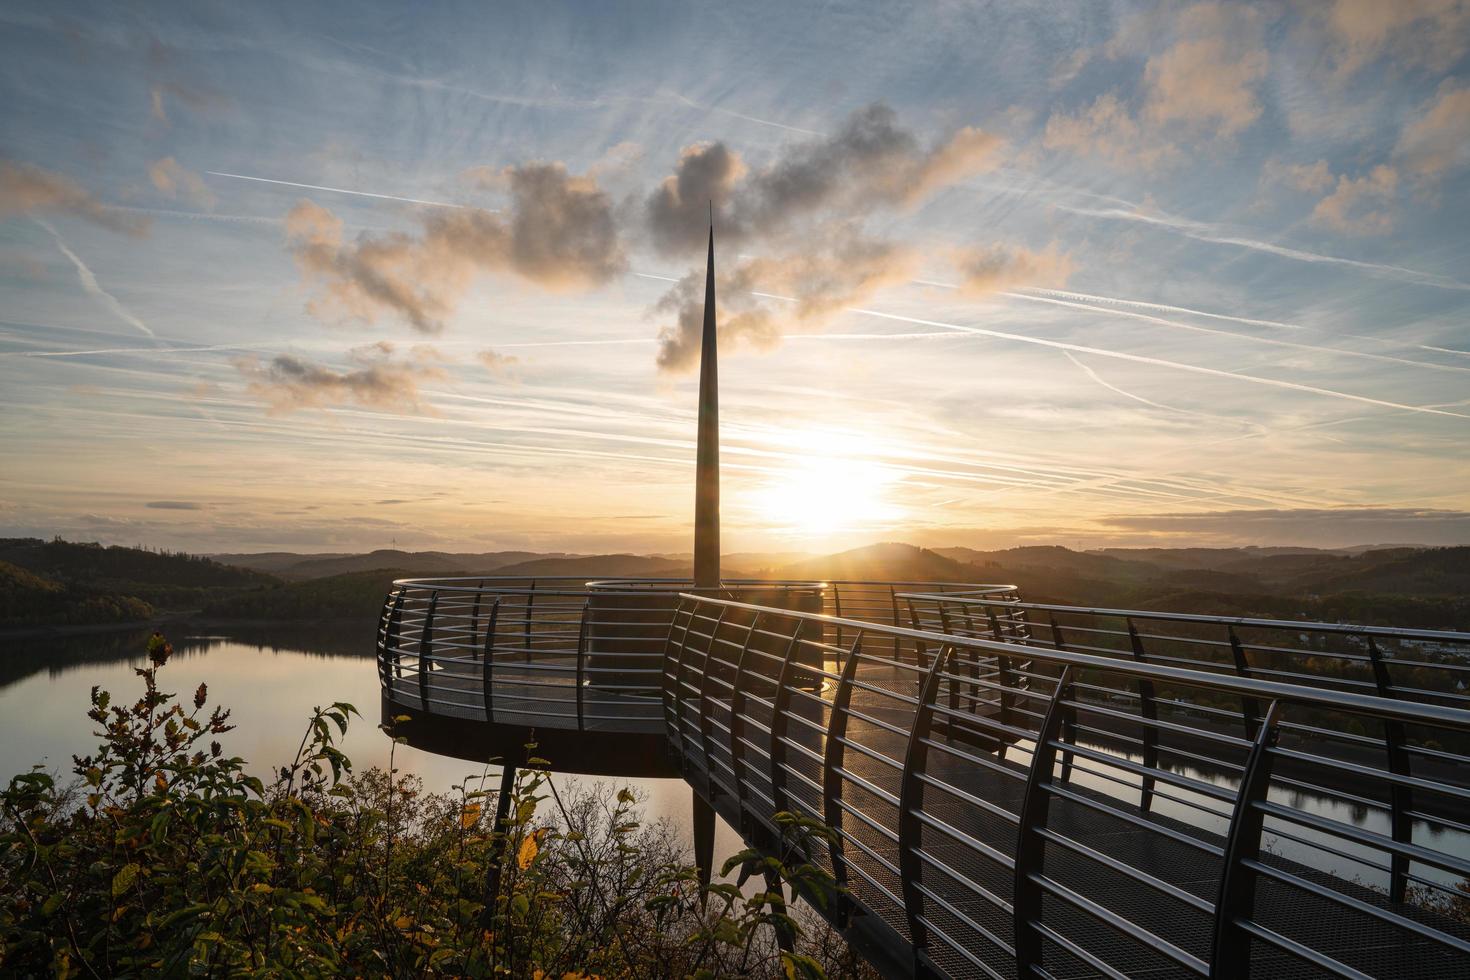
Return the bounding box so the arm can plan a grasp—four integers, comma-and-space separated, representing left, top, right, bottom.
0, 538, 276, 615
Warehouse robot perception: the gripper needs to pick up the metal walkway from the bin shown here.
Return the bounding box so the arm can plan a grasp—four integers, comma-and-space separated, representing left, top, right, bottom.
375, 576, 1470, 977
663, 595, 1470, 980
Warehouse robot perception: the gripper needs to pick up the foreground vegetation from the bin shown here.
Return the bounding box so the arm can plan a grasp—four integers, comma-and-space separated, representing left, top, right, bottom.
0, 635, 869, 977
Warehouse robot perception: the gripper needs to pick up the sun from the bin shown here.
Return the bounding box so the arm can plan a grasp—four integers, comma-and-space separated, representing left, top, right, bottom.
751, 454, 904, 536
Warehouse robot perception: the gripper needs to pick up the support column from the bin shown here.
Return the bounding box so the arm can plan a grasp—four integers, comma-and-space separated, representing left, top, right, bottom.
693, 791, 716, 896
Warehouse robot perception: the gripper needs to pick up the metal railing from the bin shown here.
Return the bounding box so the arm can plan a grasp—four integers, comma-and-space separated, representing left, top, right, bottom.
375, 577, 1020, 732
901, 593, 1470, 711
664, 593, 1470, 980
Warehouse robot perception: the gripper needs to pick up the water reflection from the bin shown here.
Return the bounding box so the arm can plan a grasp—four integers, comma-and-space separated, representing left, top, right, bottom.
0, 625, 740, 860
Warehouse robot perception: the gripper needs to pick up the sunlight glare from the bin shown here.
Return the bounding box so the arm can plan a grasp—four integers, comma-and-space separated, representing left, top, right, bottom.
752, 452, 904, 535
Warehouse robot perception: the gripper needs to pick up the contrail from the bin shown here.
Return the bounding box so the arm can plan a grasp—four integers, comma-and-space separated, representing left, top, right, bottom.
637, 268, 1470, 418
1024, 286, 1302, 332
0, 343, 256, 359
917, 278, 1470, 374
205, 171, 473, 210
666, 92, 824, 136
34, 219, 155, 339
849, 306, 1470, 421
1026, 286, 1467, 361
1062, 350, 1232, 421
1001, 290, 1470, 375
1056, 204, 1470, 291
107, 205, 283, 226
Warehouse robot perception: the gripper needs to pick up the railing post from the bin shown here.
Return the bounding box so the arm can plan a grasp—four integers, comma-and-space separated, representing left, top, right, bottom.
907, 597, 930, 670
696, 607, 731, 801
482, 598, 500, 722
522, 579, 536, 661
1048, 615, 1077, 782
1210, 700, 1283, 980
1013, 666, 1075, 976
376, 594, 393, 688
1367, 636, 1413, 903
987, 608, 1016, 729
768, 622, 806, 818
832, 583, 844, 650
1127, 619, 1160, 813
730, 611, 764, 826
900, 642, 950, 969
663, 597, 693, 757
1227, 627, 1263, 738
890, 585, 903, 661
469, 580, 484, 660
822, 634, 865, 925
937, 603, 962, 712
575, 600, 590, 731
419, 590, 438, 708
388, 590, 405, 681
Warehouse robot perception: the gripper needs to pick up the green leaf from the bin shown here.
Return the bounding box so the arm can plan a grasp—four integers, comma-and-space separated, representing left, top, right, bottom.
112, 863, 140, 897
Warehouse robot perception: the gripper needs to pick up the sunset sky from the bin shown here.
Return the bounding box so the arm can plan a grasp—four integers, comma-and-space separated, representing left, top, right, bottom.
2, 1, 1468, 555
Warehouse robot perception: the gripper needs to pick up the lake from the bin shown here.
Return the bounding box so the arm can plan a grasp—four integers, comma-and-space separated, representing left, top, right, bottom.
0, 624, 743, 861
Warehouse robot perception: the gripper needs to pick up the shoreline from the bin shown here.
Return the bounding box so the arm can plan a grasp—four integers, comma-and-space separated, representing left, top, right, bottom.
1, 615, 367, 641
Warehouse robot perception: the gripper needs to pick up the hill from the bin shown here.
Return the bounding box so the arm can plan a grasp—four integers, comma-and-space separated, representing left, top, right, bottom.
201, 568, 423, 621
209, 549, 576, 580
489, 554, 693, 578
774, 543, 972, 583
0, 559, 153, 627
0, 538, 276, 609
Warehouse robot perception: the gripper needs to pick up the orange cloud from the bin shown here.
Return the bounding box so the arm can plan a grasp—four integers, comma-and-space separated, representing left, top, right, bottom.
148, 157, 215, 209
235, 342, 446, 415
950, 243, 1074, 295
1395, 84, 1470, 179
0, 160, 149, 236
1309, 165, 1398, 235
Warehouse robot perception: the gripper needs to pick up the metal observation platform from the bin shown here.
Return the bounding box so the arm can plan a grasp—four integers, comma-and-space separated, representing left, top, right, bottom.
373, 226, 1470, 977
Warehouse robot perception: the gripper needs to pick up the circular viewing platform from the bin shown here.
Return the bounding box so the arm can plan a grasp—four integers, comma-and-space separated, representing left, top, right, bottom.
375, 576, 1020, 774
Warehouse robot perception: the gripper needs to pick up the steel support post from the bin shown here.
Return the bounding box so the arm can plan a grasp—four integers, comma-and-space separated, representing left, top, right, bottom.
1209, 700, 1282, 979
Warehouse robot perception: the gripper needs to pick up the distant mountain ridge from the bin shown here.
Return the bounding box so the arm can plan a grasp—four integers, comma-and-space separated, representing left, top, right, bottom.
6, 538, 1466, 631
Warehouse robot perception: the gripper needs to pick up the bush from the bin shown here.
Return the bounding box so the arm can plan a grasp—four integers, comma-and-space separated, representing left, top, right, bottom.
1, 633, 869, 978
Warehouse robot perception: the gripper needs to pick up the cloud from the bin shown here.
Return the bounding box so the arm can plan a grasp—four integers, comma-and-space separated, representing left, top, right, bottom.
1394, 84, 1470, 180
950, 243, 1074, 295
1309, 164, 1398, 234
1304, 0, 1470, 78
148, 157, 215, 209
0, 160, 149, 236
644, 142, 749, 254
644, 103, 1003, 256
146, 501, 204, 510
145, 37, 227, 124
476, 348, 519, 376
1045, 4, 1270, 169
654, 227, 920, 372
234, 341, 446, 414
1265, 158, 1336, 193
1042, 94, 1179, 170
288, 162, 625, 332
1142, 3, 1269, 137
1103, 507, 1470, 547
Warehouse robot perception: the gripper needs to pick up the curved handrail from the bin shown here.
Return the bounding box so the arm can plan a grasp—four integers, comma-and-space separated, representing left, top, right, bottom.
665, 592, 1470, 980
898, 592, 1470, 643
376, 577, 1024, 734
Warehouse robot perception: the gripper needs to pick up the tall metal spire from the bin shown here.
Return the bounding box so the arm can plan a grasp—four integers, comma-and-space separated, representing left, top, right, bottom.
693, 212, 719, 590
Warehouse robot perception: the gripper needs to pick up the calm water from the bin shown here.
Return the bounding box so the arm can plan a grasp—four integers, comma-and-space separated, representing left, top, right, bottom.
2, 625, 1463, 894
0, 625, 741, 861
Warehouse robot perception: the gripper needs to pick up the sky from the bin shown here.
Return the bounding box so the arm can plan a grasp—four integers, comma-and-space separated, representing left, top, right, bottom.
1, 0, 1468, 556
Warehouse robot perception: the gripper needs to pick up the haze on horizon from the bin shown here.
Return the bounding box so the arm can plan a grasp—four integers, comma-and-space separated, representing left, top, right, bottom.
2, 1, 1469, 557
